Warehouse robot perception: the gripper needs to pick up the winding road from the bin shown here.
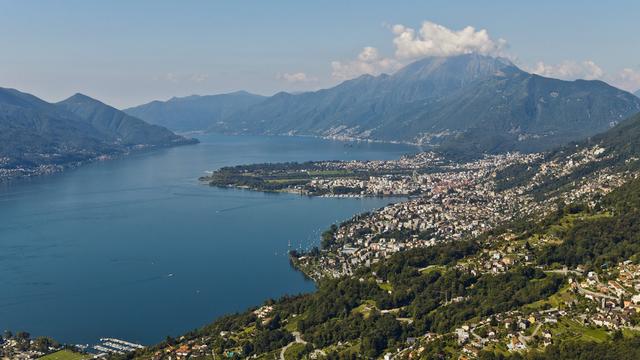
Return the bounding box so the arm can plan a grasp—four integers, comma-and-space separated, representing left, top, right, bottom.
280, 331, 307, 360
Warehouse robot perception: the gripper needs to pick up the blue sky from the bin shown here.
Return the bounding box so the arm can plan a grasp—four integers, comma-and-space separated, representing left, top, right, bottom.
1, 0, 639, 108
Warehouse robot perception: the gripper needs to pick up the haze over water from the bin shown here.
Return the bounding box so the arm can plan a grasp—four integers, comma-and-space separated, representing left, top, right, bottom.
0, 134, 415, 345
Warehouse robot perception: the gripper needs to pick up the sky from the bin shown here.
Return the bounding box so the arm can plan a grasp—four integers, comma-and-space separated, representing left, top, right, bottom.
1, 0, 639, 108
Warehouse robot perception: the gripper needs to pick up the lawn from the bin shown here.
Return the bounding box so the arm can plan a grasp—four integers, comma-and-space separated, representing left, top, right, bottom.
38, 349, 90, 360
523, 284, 572, 310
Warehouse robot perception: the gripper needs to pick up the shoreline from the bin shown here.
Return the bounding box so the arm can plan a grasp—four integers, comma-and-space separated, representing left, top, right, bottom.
0, 139, 198, 184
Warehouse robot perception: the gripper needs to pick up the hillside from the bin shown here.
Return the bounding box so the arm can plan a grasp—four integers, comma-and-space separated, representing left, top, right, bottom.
0, 88, 197, 180
57, 93, 194, 146
119, 110, 640, 359
211, 54, 640, 154
124, 91, 266, 132
495, 111, 640, 198
123, 169, 640, 359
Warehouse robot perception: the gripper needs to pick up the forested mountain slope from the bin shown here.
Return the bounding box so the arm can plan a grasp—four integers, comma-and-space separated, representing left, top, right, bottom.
125, 91, 266, 132
211, 54, 640, 154
0, 87, 196, 180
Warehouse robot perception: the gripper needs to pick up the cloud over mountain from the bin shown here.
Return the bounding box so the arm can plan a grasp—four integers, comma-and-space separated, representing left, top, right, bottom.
331, 21, 507, 80
529, 60, 640, 93
331, 47, 401, 80
531, 60, 604, 81
391, 21, 508, 60
327, 20, 640, 94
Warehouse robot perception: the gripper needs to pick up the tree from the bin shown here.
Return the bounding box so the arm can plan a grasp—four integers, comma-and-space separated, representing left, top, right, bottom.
15, 331, 30, 341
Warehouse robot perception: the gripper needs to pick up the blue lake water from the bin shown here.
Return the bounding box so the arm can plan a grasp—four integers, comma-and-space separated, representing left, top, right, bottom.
0, 134, 415, 345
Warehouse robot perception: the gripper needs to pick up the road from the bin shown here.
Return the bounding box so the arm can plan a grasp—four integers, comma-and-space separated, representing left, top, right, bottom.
576, 284, 618, 301
519, 322, 543, 345
545, 267, 583, 276
280, 331, 307, 360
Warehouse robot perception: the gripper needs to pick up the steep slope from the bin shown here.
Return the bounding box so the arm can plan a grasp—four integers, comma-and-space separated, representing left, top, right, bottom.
635, 89, 640, 98
577, 111, 640, 161
124, 91, 266, 131
0, 87, 197, 180
57, 93, 196, 146
0, 88, 110, 167
213, 54, 640, 154
495, 110, 640, 199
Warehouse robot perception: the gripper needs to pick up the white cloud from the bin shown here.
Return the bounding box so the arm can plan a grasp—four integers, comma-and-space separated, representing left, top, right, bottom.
277, 72, 318, 84
391, 21, 508, 60
331, 46, 401, 81
528, 60, 640, 93
609, 68, 640, 92
330, 21, 506, 80
530, 60, 604, 80
328, 19, 639, 92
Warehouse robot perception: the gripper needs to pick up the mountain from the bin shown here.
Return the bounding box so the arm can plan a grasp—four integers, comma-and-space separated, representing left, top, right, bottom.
57, 93, 194, 146
635, 89, 640, 98
495, 110, 640, 198
124, 91, 266, 132
212, 54, 640, 154
0, 87, 196, 178
0, 88, 107, 167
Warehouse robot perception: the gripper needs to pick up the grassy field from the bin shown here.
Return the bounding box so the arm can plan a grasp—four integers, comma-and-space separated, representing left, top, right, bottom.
550, 318, 610, 343
378, 282, 393, 292
419, 264, 446, 275
306, 170, 354, 176
352, 300, 377, 319
38, 350, 90, 360
265, 179, 309, 185
284, 343, 307, 360
524, 284, 573, 311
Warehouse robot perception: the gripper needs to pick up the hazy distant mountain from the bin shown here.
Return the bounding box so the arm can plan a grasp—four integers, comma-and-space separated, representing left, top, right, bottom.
125, 91, 266, 132
212, 54, 640, 154
634, 89, 640, 98
0, 87, 196, 175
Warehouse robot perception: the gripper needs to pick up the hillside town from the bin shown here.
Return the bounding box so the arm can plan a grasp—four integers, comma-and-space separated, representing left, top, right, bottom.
292, 145, 640, 281
395, 260, 640, 359
291, 153, 543, 279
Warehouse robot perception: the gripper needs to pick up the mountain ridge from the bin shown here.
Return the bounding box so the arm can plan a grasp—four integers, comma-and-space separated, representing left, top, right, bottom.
209, 54, 640, 154
57, 93, 192, 146
0, 87, 197, 180
124, 91, 266, 132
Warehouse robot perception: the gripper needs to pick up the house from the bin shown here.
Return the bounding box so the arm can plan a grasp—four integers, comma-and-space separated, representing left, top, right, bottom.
456, 328, 470, 344
176, 345, 190, 358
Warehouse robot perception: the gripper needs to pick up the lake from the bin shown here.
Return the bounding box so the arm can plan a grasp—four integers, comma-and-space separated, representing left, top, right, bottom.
0, 134, 416, 345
